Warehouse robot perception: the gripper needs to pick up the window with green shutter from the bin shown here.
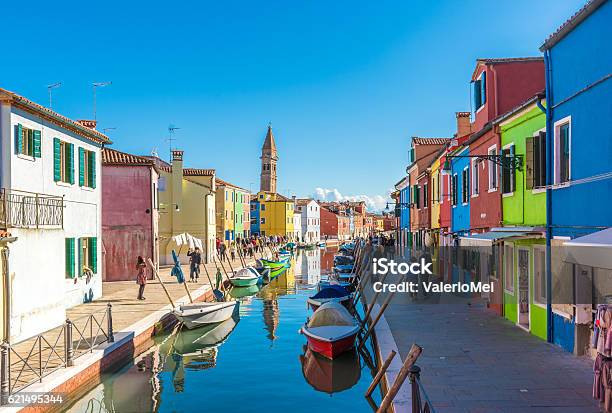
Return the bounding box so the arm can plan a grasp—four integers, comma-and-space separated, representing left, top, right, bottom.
55, 139, 74, 184
65, 238, 75, 278
79, 148, 97, 188
89, 237, 98, 274
15, 124, 41, 157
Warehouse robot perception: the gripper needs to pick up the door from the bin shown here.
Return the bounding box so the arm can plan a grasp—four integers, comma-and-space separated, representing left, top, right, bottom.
517, 248, 530, 328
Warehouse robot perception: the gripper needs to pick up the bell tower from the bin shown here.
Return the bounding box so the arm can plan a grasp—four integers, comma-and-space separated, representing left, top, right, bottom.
260, 124, 278, 193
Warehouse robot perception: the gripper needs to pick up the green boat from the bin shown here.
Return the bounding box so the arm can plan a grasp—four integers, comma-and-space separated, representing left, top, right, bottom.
259, 257, 290, 270
262, 265, 288, 284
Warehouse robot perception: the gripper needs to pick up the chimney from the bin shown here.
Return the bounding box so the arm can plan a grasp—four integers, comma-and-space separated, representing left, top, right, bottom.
455, 112, 471, 137
171, 150, 184, 230
77, 120, 97, 129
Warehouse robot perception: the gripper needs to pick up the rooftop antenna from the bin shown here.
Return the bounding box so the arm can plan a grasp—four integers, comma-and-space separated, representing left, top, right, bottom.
151, 147, 159, 158
92, 81, 112, 121
167, 124, 181, 157
102, 127, 116, 135
47, 82, 61, 109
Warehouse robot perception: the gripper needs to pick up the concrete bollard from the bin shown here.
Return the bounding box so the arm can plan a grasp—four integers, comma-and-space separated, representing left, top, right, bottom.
107, 303, 114, 343
65, 319, 74, 367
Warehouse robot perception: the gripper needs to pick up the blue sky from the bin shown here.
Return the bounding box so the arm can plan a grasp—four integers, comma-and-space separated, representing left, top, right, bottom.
3, 0, 583, 210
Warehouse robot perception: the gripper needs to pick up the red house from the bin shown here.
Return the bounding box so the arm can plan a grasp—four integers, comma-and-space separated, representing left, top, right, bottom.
467, 58, 545, 233
102, 148, 159, 281
320, 206, 339, 240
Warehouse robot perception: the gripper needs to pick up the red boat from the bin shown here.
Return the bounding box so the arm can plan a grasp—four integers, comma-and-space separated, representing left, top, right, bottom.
301, 302, 361, 359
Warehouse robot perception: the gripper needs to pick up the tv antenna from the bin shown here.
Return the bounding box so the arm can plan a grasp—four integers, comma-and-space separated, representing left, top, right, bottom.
47, 82, 61, 109
151, 147, 159, 158
167, 125, 181, 155
102, 127, 116, 135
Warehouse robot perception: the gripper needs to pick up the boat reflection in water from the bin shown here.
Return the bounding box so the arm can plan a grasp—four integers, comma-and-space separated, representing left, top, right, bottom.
230, 284, 261, 299
299, 346, 361, 394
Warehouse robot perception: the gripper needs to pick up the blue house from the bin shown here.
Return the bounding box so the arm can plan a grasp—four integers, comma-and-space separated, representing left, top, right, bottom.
449, 146, 471, 237
394, 176, 411, 252
540, 0, 612, 354
250, 199, 261, 235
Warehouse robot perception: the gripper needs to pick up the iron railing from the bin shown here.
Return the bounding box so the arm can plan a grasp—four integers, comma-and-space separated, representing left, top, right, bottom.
0, 304, 113, 405
0, 188, 63, 229
409, 365, 436, 413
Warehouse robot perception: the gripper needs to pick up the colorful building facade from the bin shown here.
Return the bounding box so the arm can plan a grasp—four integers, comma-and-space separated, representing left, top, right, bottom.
250, 191, 294, 238
215, 178, 250, 242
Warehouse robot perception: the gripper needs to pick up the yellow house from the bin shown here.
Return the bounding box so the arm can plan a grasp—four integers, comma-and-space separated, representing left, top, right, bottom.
430, 155, 443, 231
256, 191, 295, 238
374, 216, 385, 233
215, 178, 250, 242
153, 150, 216, 264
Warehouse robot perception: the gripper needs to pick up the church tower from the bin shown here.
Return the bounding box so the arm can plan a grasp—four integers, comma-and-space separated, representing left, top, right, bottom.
260, 124, 278, 193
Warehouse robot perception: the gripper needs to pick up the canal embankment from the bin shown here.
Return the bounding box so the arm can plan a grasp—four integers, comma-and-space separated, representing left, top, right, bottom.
0, 257, 255, 413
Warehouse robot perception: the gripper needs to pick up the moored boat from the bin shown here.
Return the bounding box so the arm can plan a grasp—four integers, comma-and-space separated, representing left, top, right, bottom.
307, 286, 352, 311
318, 279, 354, 293
173, 301, 238, 329
229, 267, 260, 287
259, 257, 290, 270
300, 301, 361, 359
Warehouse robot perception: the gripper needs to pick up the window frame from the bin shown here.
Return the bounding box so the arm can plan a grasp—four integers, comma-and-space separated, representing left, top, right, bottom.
533, 245, 547, 307
554, 116, 571, 186
471, 158, 479, 197
487, 145, 498, 192
501, 143, 515, 196
461, 166, 469, 205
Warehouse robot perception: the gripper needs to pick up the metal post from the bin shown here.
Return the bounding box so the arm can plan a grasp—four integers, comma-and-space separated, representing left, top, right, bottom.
409, 365, 422, 413
65, 319, 74, 367
107, 303, 114, 343
35, 193, 39, 229
1, 343, 9, 405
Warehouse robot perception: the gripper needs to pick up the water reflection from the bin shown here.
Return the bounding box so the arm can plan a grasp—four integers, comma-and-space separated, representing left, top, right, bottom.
66, 246, 378, 413
300, 347, 361, 395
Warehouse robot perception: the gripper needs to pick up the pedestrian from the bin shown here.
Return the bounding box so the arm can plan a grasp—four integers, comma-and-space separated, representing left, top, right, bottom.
219, 241, 227, 262
187, 247, 202, 282
136, 256, 147, 300
230, 241, 236, 261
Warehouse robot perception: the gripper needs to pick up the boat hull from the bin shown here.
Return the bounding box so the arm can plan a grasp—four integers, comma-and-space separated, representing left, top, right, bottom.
174, 301, 238, 329
303, 331, 358, 359
307, 296, 351, 311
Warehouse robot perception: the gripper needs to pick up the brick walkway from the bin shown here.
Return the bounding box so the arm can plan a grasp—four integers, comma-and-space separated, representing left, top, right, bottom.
374, 289, 601, 413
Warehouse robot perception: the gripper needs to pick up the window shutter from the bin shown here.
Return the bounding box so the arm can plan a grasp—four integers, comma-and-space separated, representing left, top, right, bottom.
89, 151, 96, 189
526, 137, 534, 190
68, 143, 75, 184
538, 131, 546, 188
79, 148, 85, 186
77, 238, 82, 275
32, 130, 42, 158
510, 145, 517, 192
89, 237, 98, 274
15, 124, 23, 154
473, 80, 482, 110
65, 238, 75, 278
502, 149, 510, 193
53, 138, 61, 181
480, 72, 486, 105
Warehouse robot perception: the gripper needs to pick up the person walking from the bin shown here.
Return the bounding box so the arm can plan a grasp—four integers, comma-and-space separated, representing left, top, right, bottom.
230, 241, 236, 261
136, 256, 147, 300
187, 247, 202, 282
219, 242, 228, 262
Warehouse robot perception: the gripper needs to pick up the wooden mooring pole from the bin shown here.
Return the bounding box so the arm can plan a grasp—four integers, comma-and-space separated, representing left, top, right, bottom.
365, 350, 397, 398
376, 344, 423, 413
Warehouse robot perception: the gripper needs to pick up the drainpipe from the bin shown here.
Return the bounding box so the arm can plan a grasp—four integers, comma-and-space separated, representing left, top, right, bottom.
1, 245, 11, 343
544, 49, 554, 344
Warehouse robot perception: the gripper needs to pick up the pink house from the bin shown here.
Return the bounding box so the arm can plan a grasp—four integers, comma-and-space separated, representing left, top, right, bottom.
102, 148, 159, 281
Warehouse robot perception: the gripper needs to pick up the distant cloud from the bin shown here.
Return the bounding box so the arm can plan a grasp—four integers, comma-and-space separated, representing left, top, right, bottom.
312, 187, 393, 212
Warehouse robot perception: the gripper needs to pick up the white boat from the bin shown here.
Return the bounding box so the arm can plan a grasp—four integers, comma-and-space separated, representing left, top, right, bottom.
173, 301, 238, 329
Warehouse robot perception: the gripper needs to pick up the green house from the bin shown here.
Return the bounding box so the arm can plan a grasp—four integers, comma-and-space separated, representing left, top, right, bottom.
498, 94, 548, 340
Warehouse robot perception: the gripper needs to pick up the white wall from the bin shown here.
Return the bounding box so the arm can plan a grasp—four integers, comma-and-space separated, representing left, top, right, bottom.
300, 200, 321, 242
2, 106, 103, 342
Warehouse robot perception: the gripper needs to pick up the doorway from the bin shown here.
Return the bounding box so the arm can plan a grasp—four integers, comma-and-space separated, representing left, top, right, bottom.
517, 248, 530, 329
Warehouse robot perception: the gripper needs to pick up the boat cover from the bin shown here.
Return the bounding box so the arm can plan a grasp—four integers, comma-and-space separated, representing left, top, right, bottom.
308, 302, 354, 328
311, 286, 349, 300
234, 268, 255, 278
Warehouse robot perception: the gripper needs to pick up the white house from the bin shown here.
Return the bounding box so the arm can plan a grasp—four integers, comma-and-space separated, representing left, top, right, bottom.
296, 199, 320, 243
0, 88, 109, 343
292, 208, 302, 242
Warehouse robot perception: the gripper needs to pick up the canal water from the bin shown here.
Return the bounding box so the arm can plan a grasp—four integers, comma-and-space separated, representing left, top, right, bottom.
65, 247, 380, 413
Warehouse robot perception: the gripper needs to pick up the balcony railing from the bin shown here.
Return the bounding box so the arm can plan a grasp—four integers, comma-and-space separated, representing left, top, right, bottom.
0, 189, 63, 229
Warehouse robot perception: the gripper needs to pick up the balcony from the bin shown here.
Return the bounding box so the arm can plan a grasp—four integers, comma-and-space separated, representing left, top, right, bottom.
0, 188, 63, 229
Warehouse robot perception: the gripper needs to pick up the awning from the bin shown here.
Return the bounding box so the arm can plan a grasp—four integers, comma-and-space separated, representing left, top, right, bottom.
459, 227, 544, 245
563, 228, 612, 270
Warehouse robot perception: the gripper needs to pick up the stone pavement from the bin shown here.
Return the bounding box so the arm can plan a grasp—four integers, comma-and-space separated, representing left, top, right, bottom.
373, 289, 601, 413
